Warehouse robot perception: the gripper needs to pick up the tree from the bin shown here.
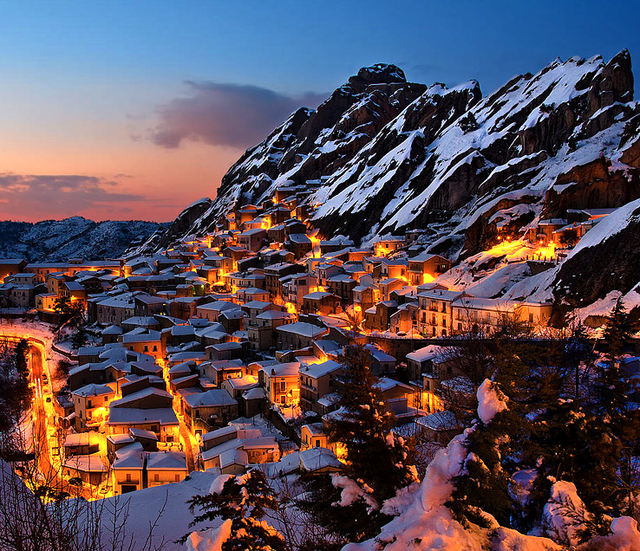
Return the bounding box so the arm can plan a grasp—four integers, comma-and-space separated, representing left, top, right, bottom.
0, 339, 32, 436
181, 470, 286, 551
299, 345, 417, 546
343, 305, 364, 333
53, 296, 85, 328
71, 328, 89, 351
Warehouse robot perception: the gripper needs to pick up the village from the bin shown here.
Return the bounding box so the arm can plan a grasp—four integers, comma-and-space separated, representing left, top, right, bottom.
0, 187, 619, 498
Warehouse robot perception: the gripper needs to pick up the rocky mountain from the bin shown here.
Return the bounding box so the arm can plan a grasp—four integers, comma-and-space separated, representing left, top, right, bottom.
0, 217, 167, 262
151, 53, 640, 320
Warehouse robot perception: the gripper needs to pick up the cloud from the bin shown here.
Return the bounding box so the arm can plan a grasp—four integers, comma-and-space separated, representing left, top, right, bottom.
150, 81, 326, 149
0, 173, 145, 220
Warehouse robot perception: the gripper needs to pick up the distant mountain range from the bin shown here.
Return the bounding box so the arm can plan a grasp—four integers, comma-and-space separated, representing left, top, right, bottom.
0, 217, 167, 262
142, 51, 640, 320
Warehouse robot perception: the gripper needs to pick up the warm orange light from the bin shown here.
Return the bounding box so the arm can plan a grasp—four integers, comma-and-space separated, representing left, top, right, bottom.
422, 273, 435, 284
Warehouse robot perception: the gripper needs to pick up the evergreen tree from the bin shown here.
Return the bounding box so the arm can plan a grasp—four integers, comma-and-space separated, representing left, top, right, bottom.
299, 345, 416, 545
71, 328, 89, 351
181, 470, 286, 551
326, 345, 417, 504
446, 339, 559, 529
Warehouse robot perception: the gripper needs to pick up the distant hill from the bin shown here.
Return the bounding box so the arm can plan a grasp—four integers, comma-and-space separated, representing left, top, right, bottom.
0, 217, 167, 262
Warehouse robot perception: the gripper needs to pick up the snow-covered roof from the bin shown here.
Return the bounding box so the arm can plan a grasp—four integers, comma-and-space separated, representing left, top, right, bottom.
406, 345, 447, 363
416, 410, 459, 431
276, 322, 328, 338
262, 362, 300, 378
299, 447, 342, 472
72, 383, 114, 398
301, 359, 342, 379
108, 407, 178, 426
147, 451, 187, 470
184, 389, 237, 408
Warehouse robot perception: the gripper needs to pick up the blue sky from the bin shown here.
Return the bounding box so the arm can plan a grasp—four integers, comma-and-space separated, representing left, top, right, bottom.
0, 0, 638, 221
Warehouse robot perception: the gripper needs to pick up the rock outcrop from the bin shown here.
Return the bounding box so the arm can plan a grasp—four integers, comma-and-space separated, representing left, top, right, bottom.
148, 53, 640, 315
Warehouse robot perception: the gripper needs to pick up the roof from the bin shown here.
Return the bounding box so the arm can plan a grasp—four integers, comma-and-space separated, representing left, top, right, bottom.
223, 375, 259, 390
108, 407, 178, 426
147, 451, 187, 470
102, 324, 123, 335
110, 387, 172, 408
201, 424, 237, 442
376, 377, 413, 393
219, 448, 248, 469
112, 444, 145, 469
256, 310, 294, 320
417, 289, 462, 301
302, 422, 324, 436
63, 454, 108, 473
287, 234, 312, 244
301, 359, 342, 379
263, 362, 300, 378
276, 322, 328, 338
406, 345, 447, 363
184, 389, 238, 408
129, 427, 158, 440
64, 432, 102, 447
72, 383, 114, 398
299, 447, 342, 472
416, 410, 459, 431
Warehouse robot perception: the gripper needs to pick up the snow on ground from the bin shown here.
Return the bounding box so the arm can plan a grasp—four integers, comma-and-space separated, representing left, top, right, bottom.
77, 470, 221, 551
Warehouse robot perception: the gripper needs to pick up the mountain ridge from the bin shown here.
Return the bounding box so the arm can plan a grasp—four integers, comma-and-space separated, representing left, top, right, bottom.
0, 217, 167, 262
141, 51, 640, 319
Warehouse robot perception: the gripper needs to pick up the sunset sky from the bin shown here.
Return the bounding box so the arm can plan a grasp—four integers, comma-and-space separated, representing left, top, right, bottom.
1, 0, 638, 223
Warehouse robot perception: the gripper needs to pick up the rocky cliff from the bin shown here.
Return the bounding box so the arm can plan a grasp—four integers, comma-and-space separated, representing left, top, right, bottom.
152, 52, 640, 317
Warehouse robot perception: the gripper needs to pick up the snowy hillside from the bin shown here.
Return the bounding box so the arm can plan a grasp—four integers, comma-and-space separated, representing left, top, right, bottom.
143, 51, 640, 318
0, 217, 167, 262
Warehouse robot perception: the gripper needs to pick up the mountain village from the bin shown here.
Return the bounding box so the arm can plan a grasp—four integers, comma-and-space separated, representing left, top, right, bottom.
0, 180, 627, 500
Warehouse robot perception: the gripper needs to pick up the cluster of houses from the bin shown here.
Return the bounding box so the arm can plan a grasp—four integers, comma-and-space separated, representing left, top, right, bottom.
4, 189, 587, 496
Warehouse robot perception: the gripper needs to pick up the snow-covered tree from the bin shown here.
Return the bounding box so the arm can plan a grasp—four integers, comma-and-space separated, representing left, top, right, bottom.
299, 345, 417, 546
182, 470, 286, 551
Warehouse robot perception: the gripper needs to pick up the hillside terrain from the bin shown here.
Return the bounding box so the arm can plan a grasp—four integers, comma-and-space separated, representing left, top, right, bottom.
0, 217, 166, 262
146, 52, 640, 320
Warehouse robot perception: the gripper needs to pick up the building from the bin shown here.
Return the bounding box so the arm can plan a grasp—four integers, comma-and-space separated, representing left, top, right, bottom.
260, 362, 300, 407
299, 359, 343, 414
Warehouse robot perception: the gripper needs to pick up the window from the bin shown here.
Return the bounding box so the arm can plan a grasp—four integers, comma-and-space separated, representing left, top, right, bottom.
153, 345, 158, 352
144, 345, 148, 352
315, 440, 321, 448
174, 474, 179, 482
126, 473, 131, 482
154, 474, 159, 482
280, 381, 286, 392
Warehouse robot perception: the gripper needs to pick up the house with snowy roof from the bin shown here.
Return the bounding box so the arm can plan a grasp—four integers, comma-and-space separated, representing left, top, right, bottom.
71, 383, 116, 431
407, 253, 451, 286
276, 321, 329, 350
301, 291, 341, 315
299, 359, 343, 414
182, 389, 239, 433
146, 451, 188, 487
260, 362, 300, 407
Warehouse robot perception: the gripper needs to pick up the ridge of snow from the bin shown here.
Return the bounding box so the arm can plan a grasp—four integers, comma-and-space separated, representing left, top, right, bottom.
477, 379, 508, 424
